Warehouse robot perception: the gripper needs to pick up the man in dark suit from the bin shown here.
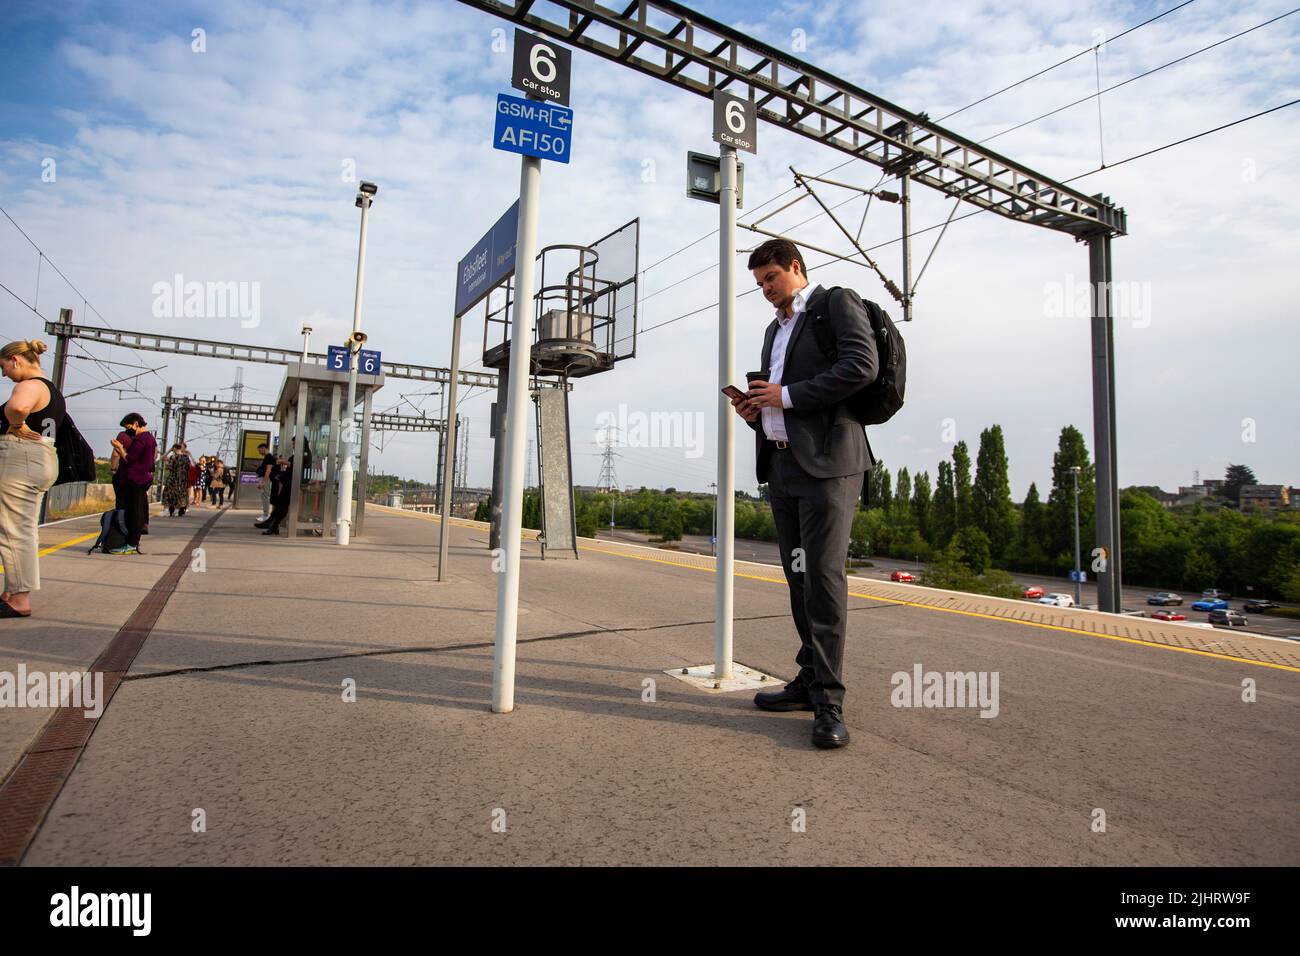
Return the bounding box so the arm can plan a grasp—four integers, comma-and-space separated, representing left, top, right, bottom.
730, 238, 878, 749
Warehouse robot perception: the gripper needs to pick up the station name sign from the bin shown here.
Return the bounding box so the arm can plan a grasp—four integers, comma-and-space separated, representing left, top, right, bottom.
455, 200, 520, 317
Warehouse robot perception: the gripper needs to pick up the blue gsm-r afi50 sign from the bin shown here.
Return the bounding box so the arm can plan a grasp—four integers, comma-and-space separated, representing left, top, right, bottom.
493, 93, 572, 164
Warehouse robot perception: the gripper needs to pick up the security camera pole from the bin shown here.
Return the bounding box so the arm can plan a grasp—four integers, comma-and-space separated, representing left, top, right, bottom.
711, 90, 757, 680
491, 31, 573, 713
337, 180, 377, 546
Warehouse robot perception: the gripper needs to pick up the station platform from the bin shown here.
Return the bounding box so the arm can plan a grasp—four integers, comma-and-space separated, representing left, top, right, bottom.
1, 504, 1296, 866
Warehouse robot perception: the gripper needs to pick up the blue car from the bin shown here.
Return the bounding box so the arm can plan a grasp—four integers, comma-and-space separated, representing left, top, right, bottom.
1192, 598, 1229, 611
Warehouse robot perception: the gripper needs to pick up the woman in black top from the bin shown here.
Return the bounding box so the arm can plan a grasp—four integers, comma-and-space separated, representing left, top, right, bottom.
0, 339, 65, 617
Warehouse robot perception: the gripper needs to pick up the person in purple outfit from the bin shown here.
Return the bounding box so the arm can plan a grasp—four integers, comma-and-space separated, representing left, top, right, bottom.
108, 412, 156, 554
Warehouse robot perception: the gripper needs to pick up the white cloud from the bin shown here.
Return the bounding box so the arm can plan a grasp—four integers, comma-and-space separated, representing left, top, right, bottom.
1, 0, 1296, 496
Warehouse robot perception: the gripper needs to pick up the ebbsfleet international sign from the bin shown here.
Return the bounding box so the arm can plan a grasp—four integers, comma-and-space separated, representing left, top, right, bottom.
454, 200, 520, 317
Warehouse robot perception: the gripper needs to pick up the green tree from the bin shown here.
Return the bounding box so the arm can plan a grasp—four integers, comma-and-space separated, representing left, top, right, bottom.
649, 497, 683, 541
912, 470, 932, 544
894, 467, 911, 518
1046, 426, 1095, 571
922, 542, 976, 592
867, 459, 889, 509
1118, 489, 1188, 586
952, 440, 973, 533
955, 525, 992, 574
972, 425, 1015, 561
932, 460, 956, 549
1282, 566, 1300, 603
1222, 464, 1257, 503
1182, 548, 1217, 591
852, 507, 890, 558
1015, 482, 1049, 572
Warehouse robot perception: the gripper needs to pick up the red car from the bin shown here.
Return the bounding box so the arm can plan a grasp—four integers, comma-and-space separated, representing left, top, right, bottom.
1022, 586, 1044, 600
1151, 609, 1186, 622
890, 570, 916, 583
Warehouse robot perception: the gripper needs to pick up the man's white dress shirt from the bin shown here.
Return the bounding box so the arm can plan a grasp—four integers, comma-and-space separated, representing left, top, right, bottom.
761, 284, 807, 442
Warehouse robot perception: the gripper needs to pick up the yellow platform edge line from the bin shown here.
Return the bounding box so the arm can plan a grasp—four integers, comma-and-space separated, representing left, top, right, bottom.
576, 544, 1300, 675
374, 506, 1300, 675
1, 531, 100, 572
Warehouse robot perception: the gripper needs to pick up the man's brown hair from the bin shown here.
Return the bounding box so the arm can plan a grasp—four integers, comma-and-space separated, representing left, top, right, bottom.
747, 238, 806, 275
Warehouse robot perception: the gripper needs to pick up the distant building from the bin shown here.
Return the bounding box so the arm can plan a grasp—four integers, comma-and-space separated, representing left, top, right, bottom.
1202, 479, 1226, 496
1178, 484, 1209, 498
1239, 484, 1290, 510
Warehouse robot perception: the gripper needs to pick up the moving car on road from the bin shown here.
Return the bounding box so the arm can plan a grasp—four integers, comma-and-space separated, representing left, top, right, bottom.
1201, 588, 1232, 601
1038, 593, 1075, 607
1208, 609, 1249, 627
890, 570, 916, 583
1192, 598, 1229, 611
1243, 600, 1279, 613
1150, 609, 1187, 622
1146, 592, 1183, 606
1022, 586, 1045, 600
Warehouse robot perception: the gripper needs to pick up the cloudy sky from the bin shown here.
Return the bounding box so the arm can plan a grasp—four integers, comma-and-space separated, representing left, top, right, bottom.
1, 0, 1297, 498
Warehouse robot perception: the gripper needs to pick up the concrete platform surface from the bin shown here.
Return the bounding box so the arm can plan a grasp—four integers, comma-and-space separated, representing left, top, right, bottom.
3, 506, 1297, 866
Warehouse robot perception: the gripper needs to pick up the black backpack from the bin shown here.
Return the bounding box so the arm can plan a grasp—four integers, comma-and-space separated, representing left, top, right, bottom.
54, 412, 97, 486
87, 509, 130, 554
806, 287, 906, 426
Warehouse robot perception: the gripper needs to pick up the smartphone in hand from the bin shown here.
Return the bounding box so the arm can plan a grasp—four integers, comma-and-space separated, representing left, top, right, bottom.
721, 385, 747, 401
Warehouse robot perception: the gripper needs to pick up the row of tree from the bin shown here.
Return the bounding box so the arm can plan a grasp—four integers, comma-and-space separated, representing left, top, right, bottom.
472, 427, 1300, 601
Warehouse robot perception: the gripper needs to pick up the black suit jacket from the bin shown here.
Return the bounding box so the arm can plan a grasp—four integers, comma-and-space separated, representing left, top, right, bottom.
748, 284, 878, 483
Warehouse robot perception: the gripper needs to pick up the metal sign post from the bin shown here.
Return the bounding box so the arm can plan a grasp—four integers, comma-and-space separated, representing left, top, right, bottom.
492, 29, 572, 714
711, 90, 755, 680
337, 181, 376, 547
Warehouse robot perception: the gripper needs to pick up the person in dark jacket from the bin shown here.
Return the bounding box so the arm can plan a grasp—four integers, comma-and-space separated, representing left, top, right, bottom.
109, 412, 156, 554
730, 238, 878, 750
256, 456, 292, 535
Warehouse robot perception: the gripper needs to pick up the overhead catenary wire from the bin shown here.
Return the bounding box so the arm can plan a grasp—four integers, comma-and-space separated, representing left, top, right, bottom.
935, 0, 1199, 122
980, 7, 1299, 146
614, 96, 1300, 347
0, 204, 174, 406
634, 0, 1201, 290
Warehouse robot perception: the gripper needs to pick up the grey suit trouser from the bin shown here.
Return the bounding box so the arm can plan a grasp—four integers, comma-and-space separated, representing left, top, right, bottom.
766, 446, 861, 709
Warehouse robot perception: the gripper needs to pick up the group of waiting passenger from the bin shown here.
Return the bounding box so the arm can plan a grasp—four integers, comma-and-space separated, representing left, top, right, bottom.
156, 446, 231, 516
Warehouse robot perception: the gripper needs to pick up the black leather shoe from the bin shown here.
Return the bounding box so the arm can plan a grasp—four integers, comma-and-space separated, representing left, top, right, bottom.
812, 705, 849, 749
262, 527, 279, 536
754, 680, 814, 712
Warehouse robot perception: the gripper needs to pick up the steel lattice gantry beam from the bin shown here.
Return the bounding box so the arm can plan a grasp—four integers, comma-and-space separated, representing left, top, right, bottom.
163, 395, 444, 433
43, 320, 566, 390
460, 0, 1130, 614
457, 0, 1125, 238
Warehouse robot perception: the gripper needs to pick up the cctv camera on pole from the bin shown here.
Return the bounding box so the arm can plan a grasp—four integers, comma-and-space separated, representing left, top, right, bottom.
338, 182, 377, 546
